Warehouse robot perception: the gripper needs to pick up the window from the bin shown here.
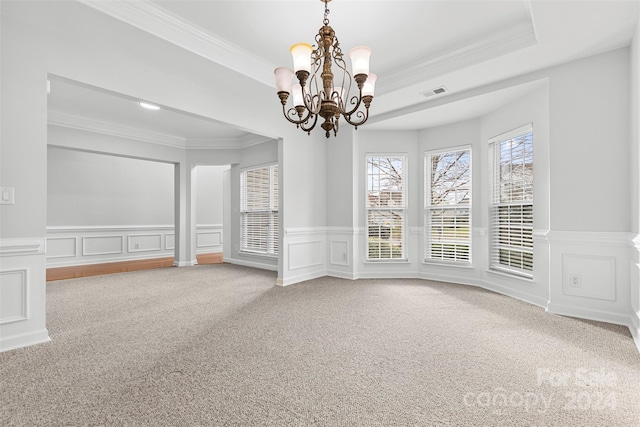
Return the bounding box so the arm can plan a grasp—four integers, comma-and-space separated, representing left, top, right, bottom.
366, 156, 406, 260
489, 125, 533, 277
425, 148, 471, 263
240, 164, 278, 255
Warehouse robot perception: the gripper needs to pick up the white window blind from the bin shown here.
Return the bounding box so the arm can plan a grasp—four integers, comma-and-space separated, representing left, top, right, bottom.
489, 126, 533, 277
240, 164, 278, 255
366, 156, 406, 260
425, 148, 471, 263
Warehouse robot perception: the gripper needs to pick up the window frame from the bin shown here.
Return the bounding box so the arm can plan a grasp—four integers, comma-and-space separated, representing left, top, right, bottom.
488, 124, 533, 279
365, 154, 408, 262
240, 163, 279, 257
424, 146, 472, 266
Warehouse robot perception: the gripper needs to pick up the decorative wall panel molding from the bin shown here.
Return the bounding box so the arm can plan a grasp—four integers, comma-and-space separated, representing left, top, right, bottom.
82, 235, 124, 257
127, 234, 163, 253
330, 241, 349, 266
196, 225, 223, 253
196, 232, 221, 247
288, 240, 323, 271
166, 233, 175, 250
46, 237, 77, 259
46, 225, 221, 267
0, 270, 28, 325
562, 254, 616, 301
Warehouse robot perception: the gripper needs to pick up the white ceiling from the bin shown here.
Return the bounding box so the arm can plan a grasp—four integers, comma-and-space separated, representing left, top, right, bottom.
48, 78, 249, 139
46, 0, 640, 141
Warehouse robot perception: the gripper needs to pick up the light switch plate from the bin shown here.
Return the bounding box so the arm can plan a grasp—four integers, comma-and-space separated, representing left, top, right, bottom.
0, 187, 15, 205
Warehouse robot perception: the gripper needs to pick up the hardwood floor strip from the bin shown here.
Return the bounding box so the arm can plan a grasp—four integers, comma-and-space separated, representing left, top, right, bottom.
46, 257, 175, 282
196, 252, 223, 265
47, 253, 224, 281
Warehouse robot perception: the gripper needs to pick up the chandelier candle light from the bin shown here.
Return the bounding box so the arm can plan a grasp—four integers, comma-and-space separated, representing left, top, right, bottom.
274, 0, 377, 138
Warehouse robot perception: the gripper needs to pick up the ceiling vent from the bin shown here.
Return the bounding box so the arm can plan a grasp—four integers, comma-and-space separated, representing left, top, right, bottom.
420, 86, 447, 98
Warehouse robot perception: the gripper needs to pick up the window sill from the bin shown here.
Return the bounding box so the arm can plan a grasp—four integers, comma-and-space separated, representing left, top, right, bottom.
239, 251, 278, 260
422, 260, 474, 269
364, 258, 410, 264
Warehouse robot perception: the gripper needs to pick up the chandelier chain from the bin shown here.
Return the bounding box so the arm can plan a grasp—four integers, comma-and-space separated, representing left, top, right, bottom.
323, 1, 330, 25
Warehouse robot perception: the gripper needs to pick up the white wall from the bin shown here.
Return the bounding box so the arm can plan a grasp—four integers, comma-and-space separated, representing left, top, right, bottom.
45, 148, 229, 267
548, 48, 630, 232
543, 49, 631, 327
195, 165, 227, 226
48, 147, 174, 226
0, 11, 50, 351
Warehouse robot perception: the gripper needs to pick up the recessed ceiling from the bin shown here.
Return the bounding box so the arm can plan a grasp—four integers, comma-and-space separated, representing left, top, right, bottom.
43, 0, 640, 138
366, 79, 548, 131
48, 77, 251, 140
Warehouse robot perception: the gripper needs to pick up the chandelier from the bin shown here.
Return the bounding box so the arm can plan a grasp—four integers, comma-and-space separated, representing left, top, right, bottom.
274, 0, 377, 138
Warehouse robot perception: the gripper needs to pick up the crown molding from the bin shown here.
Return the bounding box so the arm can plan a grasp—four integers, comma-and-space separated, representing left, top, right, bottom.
49, 111, 271, 151
79, 0, 276, 88
185, 134, 274, 150
48, 111, 187, 148
377, 22, 538, 96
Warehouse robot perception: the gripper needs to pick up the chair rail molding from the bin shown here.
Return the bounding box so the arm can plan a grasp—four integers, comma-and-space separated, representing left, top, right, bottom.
0, 238, 46, 256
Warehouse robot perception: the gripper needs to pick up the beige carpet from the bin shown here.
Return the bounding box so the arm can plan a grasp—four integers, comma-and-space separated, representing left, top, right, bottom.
1, 264, 639, 426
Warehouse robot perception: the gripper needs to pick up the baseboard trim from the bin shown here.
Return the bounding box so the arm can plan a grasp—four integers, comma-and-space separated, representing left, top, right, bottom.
630, 312, 640, 353
479, 279, 547, 309
224, 257, 278, 272
326, 270, 357, 280
323, 270, 548, 310
0, 329, 50, 353
277, 269, 326, 287
546, 302, 632, 327
47, 257, 175, 281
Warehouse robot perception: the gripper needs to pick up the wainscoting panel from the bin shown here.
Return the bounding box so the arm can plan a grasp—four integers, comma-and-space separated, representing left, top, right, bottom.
288, 241, 323, 271
0, 269, 28, 324
0, 239, 50, 352
166, 233, 175, 250
195, 225, 223, 254
278, 228, 327, 286
325, 228, 357, 280
128, 234, 162, 253
46, 237, 77, 259
547, 231, 631, 328
330, 241, 349, 266
47, 225, 223, 268
562, 254, 616, 301
82, 235, 124, 257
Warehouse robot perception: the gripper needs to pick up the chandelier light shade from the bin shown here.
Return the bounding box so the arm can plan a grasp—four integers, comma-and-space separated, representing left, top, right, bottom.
274, 0, 376, 138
